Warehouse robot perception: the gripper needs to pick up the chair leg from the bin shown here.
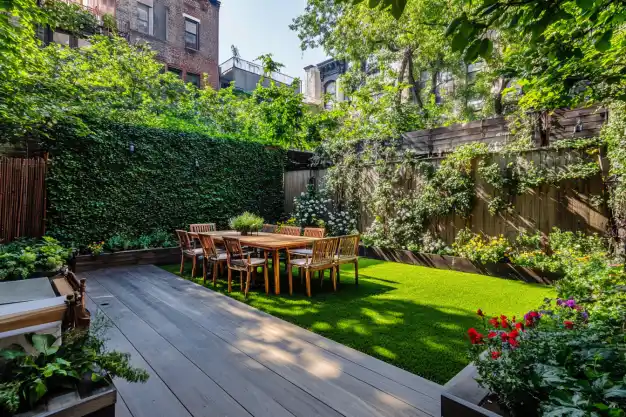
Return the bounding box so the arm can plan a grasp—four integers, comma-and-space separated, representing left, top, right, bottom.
212, 261, 218, 287
227, 268, 232, 293
355, 260, 359, 286
305, 269, 311, 297
245, 270, 251, 298
264, 265, 269, 295
300, 267, 304, 284
337, 265, 341, 284
191, 256, 197, 278
179, 254, 185, 274
202, 258, 207, 284
288, 265, 293, 295
319, 270, 323, 288
332, 267, 337, 292
239, 271, 243, 291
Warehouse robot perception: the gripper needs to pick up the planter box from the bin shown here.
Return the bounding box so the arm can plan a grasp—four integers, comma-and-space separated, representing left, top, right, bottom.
73, 247, 180, 273
16, 383, 116, 417
359, 246, 559, 284
441, 363, 504, 417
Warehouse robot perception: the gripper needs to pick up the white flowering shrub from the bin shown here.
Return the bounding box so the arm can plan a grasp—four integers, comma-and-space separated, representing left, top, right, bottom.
293, 185, 330, 228
292, 185, 358, 236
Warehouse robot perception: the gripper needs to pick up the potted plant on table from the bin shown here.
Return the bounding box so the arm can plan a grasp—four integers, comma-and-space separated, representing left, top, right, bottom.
229, 212, 264, 236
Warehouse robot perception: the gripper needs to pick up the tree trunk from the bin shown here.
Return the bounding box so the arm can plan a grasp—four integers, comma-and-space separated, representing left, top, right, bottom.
407, 54, 423, 108
493, 77, 509, 116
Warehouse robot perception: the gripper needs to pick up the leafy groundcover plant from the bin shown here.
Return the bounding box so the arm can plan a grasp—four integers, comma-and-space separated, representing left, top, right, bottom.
0, 317, 148, 415
468, 297, 626, 416
98, 229, 178, 254
0, 237, 72, 281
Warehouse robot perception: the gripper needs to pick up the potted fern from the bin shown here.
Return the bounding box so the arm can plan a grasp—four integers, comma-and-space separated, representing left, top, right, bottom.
229, 212, 264, 236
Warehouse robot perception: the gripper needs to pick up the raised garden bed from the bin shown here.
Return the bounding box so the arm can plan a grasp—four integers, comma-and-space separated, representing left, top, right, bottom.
359, 246, 560, 284
15, 382, 117, 417
441, 363, 505, 417
72, 247, 180, 273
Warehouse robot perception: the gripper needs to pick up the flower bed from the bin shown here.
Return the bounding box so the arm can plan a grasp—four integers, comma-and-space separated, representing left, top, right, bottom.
359, 246, 560, 284
72, 247, 180, 272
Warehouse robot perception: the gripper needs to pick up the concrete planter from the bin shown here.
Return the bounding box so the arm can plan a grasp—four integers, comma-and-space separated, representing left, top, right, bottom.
359, 246, 559, 284
73, 247, 180, 273
441, 363, 505, 417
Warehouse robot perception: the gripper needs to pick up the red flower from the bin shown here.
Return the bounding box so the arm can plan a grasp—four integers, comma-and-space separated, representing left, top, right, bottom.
511, 316, 516, 323
467, 328, 484, 344
564, 320, 574, 329
491, 351, 502, 360
509, 337, 519, 348
500, 315, 507, 321
501, 318, 509, 329
488, 331, 497, 339
525, 319, 533, 328
530, 311, 539, 318
515, 322, 524, 331
477, 309, 485, 317
489, 317, 500, 328
508, 329, 519, 339
500, 332, 508, 342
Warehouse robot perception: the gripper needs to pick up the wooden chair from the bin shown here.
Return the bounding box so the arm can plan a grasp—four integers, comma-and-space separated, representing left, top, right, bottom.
197, 233, 227, 286
261, 224, 278, 233
277, 225, 301, 236
287, 237, 338, 297
222, 237, 269, 297
335, 234, 360, 286
289, 227, 325, 258
190, 223, 216, 233
176, 230, 203, 278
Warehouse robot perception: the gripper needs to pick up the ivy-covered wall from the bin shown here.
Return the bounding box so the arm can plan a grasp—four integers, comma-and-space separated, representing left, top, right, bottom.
46, 121, 285, 245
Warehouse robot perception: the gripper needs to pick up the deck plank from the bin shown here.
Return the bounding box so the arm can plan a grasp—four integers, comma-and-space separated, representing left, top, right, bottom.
88, 269, 343, 417
84, 294, 193, 417
86, 279, 253, 417
129, 266, 442, 403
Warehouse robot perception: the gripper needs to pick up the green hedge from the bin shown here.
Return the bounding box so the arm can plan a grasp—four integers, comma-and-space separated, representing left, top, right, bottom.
46, 121, 285, 246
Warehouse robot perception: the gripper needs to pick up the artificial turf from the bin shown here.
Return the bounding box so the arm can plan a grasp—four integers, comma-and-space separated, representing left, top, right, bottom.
160, 258, 554, 384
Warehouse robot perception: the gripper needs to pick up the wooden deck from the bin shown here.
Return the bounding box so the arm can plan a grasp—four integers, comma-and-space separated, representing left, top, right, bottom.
84, 265, 443, 417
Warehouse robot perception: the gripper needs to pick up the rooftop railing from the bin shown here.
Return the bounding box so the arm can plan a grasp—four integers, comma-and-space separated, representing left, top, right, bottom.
220, 57, 296, 86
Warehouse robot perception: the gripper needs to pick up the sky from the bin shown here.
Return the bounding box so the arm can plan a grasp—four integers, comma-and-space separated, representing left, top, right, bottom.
218, 0, 328, 81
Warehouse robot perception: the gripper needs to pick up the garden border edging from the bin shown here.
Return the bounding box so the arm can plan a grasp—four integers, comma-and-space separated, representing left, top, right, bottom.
72, 247, 180, 272
359, 246, 560, 284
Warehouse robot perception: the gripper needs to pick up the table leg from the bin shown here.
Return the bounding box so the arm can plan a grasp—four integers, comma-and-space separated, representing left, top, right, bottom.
273, 249, 280, 295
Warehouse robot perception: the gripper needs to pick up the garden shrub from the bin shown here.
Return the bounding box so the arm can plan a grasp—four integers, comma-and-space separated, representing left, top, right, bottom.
0, 237, 71, 281
291, 184, 358, 236
45, 120, 285, 247
453, 229, 512, 263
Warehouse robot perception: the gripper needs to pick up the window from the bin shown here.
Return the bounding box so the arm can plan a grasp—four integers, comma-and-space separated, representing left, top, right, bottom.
184, 18, 199, 50
168, 67, 182, 78
137, 3, 151, 35
52, 31, 71, 46
186, 72, 201, 88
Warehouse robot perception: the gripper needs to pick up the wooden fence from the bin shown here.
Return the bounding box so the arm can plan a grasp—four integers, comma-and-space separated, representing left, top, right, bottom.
284, 153, 608, 244
0, 157, 47, 243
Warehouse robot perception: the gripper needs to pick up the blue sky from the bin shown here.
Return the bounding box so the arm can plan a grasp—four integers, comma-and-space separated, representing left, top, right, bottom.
218, 0, 328, 81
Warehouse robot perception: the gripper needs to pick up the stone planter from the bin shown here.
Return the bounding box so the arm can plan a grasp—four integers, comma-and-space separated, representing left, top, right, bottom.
72, 247, 180, 273
359, 246, 559, 284
16, 383, 116, 417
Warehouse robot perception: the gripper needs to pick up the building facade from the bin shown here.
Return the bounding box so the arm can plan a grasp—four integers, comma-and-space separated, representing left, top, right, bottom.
45, 0, 220, 89
303, 58, 347, 107
219, 57, 298, 94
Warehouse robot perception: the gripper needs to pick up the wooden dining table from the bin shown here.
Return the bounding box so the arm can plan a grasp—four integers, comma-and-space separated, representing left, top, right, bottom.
196, 231, 319, 295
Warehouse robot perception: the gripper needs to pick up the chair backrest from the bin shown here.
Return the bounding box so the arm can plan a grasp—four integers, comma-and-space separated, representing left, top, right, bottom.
261, 224, 278, 233
310, 238, 339, 266
190, 223, 216, 233
197, 233, 219, 259
337, 234, 360, 259
303, 227, 325, 238
278, 225, 301, 236
175, 230, 193, 251
222, 237, 245, 267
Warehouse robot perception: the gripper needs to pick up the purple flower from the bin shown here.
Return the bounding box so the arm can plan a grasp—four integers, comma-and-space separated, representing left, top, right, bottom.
581, 311, 589, 320
565, 299, 577, 308
556, 298, 564, 306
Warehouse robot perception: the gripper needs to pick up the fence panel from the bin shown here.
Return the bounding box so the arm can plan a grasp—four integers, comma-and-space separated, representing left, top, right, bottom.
0, 157, 47, 243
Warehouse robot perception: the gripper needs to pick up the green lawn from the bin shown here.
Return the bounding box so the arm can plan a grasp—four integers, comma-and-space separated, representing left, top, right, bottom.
160, 258, 554, 384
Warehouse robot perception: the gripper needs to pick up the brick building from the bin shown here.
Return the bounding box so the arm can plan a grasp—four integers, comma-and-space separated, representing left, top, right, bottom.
46, 0, 220, 89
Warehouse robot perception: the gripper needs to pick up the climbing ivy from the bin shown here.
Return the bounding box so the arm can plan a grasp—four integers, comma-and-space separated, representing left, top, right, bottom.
45, 120, 285, 247
42, 0, 99, 36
